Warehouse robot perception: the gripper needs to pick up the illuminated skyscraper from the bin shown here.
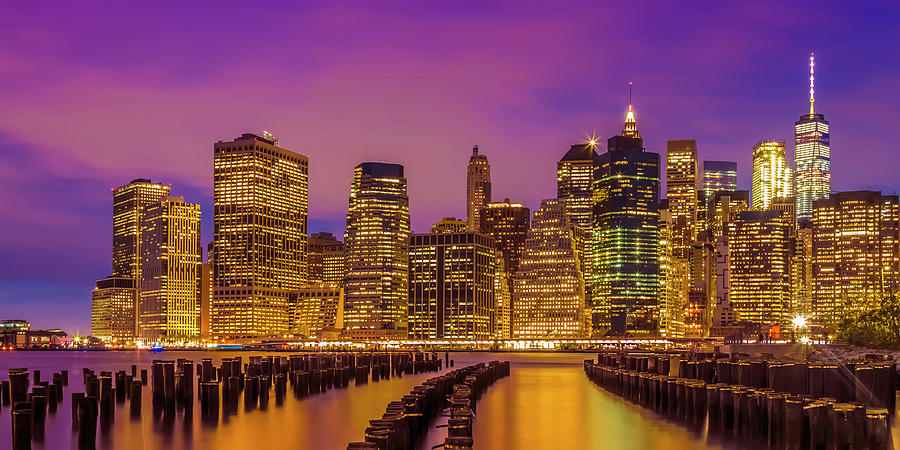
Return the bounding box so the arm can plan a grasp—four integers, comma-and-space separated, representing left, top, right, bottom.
593, 101, 660, 335
112, 178, 170, 333
666, 139, 699, 226
212, 133, 309, 339
139, 196, 201, 340
343, 162, 410, 339
198, 263, 212, 339
751, 140, 792, 210
308, 232, 345, 287
657, 201, 686, 337
512, 199, 588, 338
706, 190, 750, 239
701, 161, 738, 197
91, 275, 136, 341
479, 199, 530, 287
408, 232, 495, 339
726, 211, 792, 326
812, 191, 899, 320
493, 252, 512, 339
431, 217, 468, 234
289, 286, 344, 339
795, 53, 831, 222
466, 146, 492, 231
558, 142, 597, 330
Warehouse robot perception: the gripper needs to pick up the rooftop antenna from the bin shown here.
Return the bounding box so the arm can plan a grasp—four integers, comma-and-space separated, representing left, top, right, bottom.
809, 52, 815, 115
629, 81, 633, 107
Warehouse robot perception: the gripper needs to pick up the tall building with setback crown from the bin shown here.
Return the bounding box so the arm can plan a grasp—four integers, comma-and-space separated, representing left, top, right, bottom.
112, 178, 171, 333
91, 276, 136, 341
139, 196, 201, 340
795, 53, 831, 222
408, 232, 495, 339
558, 141, 598, 332
308, 232, 345, 287
212, 133, 309, 339
726, 211, 792, 326
479, 199, 530, 290
466, 146, 492, 232
751, 140, 793, 211
812, 191, 899, 320
343, 162, 410, 339
593, 102, 660, 336
512, 199, 588, 338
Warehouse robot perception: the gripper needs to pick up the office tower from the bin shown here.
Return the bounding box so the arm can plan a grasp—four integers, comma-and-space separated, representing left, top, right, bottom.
666, 139, 699, 225
726, 211, 792, 326
198, 263, 212, 339
343, 162, 410, 339
685, 234, 716, 337
792, 223, 814, 319
308, 232, 346, 286
751, 140, 792, 210
289, 286, 344, 339
91, 275, 136, 341
479, 199, 530, 285
558, 142, 598, 329
772, 197, 797, 226
658, 201, 686, 337
795, 53, 831, 221
701, 161, 738, 196
466, 146, 492, 231
714, 236, 731, 314
812, 191, 900, 320
593, 102, 660, 335
408, 232, 495, 339
431, 217, 468, 234
512, 199, 588, 338
706, 190, 750, 238
493, 252, 512, 339
139, 196, 201, 340
212, 133, 309, 339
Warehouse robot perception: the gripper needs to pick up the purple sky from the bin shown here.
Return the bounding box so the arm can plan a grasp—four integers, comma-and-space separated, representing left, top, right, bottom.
1, 1, 898, 334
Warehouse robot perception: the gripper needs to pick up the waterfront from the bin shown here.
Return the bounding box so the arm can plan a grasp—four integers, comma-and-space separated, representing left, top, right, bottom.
1, 351, 898, 449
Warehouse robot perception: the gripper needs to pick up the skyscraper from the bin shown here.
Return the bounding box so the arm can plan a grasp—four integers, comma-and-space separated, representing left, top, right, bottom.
726, 211, 792, 326
812, 191, 899, 320
343, 162, 410, 339
593, 102, 660, 336
666, 139, 699, 226
139, 196, 201, 340
706, 190, 750, 239
479, 199, 530, 286
751, 140, 793, 211
212, 133, 309, 339
657, 201, 686, 337
91, 275, 136, 341
701, 161, 738, 197
308, 232, 345, 287
466, 146, 492, 231
558, 142, 597, 328
493, 252, 512, 340
289, 286, 344, 339
795, 53, 831, 221
408, 232, 495, 339
512, 199, 588, 338
112, 178, 171, 333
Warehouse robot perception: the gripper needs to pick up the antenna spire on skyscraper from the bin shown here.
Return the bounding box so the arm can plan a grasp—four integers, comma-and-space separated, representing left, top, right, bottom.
809, 52, 815, 115
623, 81, 640, 138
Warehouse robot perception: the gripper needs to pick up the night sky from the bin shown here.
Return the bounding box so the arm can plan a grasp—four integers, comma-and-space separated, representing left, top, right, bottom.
1, 1, 898, 334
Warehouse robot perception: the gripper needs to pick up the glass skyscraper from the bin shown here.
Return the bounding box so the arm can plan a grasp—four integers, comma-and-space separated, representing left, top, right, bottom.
795, 53, 831, 221
751, 140, 792, 211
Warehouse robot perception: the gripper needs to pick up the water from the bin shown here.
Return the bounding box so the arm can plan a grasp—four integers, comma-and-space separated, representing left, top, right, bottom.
0, 351, 897, 449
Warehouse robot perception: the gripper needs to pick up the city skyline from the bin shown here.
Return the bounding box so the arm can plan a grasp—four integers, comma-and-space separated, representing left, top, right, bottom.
2, 2, 900, 334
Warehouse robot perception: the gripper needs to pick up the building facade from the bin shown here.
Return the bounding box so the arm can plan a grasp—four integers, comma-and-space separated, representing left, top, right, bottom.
558, 142, 597, 333
308, 232, 345, 286
466, 146, 492, 232
666, 139, 699, 226
91, 275, 136, 341
289, 286, 344, 339
795, 53, 831, 222
751, 140, 793, 210
593, 104, 660, 335
513, 199, 588, 338
408, 232, 495, 339
431, 217, 468, 234
479, 199, 530, 290
212, 133, 309, 338
812, 191, 900, 320
701, 161, 738, 197
343, 162, 410, 339
726, 211, 792, 326
139, 196, 202, 340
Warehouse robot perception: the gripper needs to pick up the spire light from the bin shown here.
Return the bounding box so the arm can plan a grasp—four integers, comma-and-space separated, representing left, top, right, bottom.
809, 52, 815, 115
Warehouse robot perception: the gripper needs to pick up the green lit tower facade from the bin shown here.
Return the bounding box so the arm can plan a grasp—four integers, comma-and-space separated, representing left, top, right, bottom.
593, 102, 660, 336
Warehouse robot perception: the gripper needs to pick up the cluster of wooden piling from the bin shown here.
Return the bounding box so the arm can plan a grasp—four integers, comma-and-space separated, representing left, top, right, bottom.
347, 360, 510, 450
584, 352, 895, 449
1, 368, 69, 449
